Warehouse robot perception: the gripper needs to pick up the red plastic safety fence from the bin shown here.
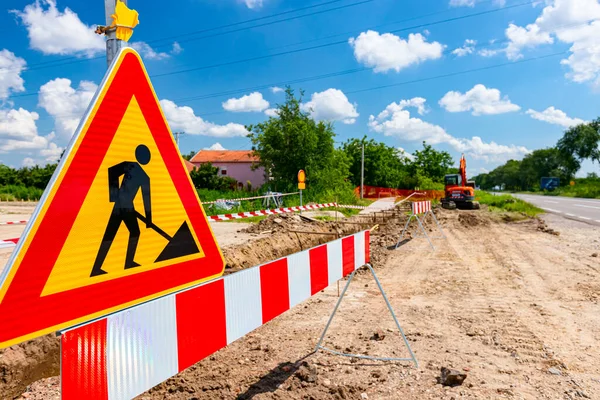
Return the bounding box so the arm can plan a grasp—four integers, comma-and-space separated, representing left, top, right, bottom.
356, 186, 444, 200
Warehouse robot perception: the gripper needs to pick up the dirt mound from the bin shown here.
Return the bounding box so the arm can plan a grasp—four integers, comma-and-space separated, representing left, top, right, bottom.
242, 213, 304, 234
0, 334, 59, 399
458, 212, 490, 227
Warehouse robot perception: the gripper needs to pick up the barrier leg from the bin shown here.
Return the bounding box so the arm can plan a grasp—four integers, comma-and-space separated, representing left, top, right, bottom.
415, 215, 435, 251
314, 264, 418, 367
394, 215, 414, 249
426, 210, 446, 240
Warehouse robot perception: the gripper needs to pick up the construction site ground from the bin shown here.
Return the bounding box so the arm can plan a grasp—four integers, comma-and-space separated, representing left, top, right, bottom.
1, 202, 600, 400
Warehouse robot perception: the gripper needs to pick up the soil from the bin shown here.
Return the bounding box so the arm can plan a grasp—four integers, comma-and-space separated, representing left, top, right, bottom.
6, 206, 600, 399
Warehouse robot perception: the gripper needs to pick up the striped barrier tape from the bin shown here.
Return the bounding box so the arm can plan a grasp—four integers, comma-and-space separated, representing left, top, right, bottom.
0, 238, 18, 249
0, 204, 338, 246
61, 230, 370, 400
207, 202, 337, 221
0, 220, 28, 226
411, 200, 432, 215
201, 192, 299, 205
337, 204, 368, 210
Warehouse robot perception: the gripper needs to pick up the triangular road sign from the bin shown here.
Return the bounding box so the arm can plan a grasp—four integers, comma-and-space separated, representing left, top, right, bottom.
0, 48, 225, 349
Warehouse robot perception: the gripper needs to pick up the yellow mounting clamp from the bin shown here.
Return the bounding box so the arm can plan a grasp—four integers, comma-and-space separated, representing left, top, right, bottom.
95, 1, 139, 42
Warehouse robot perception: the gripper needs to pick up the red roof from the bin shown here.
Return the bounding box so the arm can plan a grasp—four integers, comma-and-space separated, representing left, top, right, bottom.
183, 159, 196, 172
190, 150, 259, 163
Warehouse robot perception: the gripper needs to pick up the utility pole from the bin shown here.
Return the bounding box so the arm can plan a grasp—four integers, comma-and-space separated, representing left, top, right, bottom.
104, 0, 127, 67
174, 132, 185, 150
360, 141, 365, 199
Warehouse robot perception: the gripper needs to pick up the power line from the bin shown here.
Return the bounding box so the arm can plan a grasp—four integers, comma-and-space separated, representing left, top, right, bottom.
6, 0, 371, 74
140, 0, 536, 79
345, 51, 567, 95
5, 0, 533, 101
32, 50, 566, 124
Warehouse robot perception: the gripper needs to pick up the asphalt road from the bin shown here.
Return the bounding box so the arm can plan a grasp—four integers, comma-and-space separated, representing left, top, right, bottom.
513, 193, 600, 225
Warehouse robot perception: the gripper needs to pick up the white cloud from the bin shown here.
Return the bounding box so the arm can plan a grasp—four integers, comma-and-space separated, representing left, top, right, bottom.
242, 0, 264, 9
398, 97, 428, 115
478, 48, 500, 57
452, 39, 477, 57
172, 42, 183, 55
0, 50, 26, 100
222, 92, 269, 112
203, 142, 226, 151
450, 0, 476, 7
130, 42, 169, 60
22, 157, 36, 167
0, 107, 63, 161
369, 99, 530, 162
264, 108, 279, 117
502, 0, 600, 84
397, 147, 415, 161
160, 99, 249, 137
38, 78, 97, 138
505, 23, 553, 60
526, 106, 586, 127
0, 108, 39, 140
12, 0, 104, 57
439, 84, 520, 115
301, 88, 359, 124
130, 41, 183, 60
450, 0, 505, 6
270, 86, 284, 94
348, 30, 444, 73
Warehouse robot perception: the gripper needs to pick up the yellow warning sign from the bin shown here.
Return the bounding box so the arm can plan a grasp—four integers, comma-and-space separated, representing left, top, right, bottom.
0, 47, 225, 349
42, 97, 204, 295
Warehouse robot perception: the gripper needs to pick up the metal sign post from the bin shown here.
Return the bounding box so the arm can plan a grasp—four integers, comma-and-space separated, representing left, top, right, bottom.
298, 170, 305, 214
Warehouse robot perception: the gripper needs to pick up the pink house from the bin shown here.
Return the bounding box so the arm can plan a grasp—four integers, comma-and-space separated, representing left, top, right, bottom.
190, 150, 266, 189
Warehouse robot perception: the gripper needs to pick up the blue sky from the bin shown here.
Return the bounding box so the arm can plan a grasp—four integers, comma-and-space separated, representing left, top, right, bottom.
1, 0, 599, 176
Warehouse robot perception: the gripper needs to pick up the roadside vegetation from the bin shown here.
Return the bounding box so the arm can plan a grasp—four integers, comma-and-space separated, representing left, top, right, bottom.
474, 118, 600, 198
476, 191, 544, 218
1, 87, 526, 209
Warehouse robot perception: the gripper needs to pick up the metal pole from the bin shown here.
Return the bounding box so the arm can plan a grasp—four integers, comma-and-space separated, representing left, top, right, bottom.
104, 0, 127, 67
299, 189, 303, 214
361, 142, 364, 199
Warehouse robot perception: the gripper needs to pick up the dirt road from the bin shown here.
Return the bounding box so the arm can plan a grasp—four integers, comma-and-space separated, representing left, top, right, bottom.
12, 208, 600, 399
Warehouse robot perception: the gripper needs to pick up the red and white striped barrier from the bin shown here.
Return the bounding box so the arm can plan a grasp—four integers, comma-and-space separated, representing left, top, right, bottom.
201, 192, 299, 205
0, 220, 27, 226
61, 230, 369, 400
207, 202, 337, 221
411, 201, 431, 215
337, 204, 368, 210
0, 238, 18, 249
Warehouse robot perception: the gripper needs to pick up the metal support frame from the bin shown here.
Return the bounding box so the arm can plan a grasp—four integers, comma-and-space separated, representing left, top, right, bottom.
314, 263, 418, 367
394, 209, 445, 251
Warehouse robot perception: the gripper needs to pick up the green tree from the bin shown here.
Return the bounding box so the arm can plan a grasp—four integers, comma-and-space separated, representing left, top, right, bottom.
519, 148, 572, 189
342, 138, 410, 188
557, 119, 600, 171
409, 142, 453, 183
182, 151, 196, 161
247, 88, 351, 196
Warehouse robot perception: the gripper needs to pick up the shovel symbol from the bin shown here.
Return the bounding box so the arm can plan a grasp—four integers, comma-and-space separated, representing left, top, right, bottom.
135, 212, 200, 263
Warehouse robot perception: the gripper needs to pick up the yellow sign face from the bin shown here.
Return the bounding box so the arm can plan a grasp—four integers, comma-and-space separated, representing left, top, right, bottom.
570, 181, 575, 186
42, 97, 204, 295
0, 48, 225, 349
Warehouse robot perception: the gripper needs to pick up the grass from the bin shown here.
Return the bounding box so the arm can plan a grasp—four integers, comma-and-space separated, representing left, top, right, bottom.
476, 191, 543, 218
221, 216, 268, 224
0, 185, 44, 201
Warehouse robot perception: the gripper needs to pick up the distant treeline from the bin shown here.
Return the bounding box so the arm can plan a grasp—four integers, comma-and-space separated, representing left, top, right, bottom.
474, 119, 600, 192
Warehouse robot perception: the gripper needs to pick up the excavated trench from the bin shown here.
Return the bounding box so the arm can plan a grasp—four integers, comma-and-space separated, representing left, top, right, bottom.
2, 209, 424, 399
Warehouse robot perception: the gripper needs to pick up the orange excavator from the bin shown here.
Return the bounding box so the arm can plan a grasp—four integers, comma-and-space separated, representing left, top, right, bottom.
441, 154, 480, 210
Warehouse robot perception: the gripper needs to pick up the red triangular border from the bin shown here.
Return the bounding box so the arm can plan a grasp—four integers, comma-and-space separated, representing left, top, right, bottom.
0, 50, 224, 347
